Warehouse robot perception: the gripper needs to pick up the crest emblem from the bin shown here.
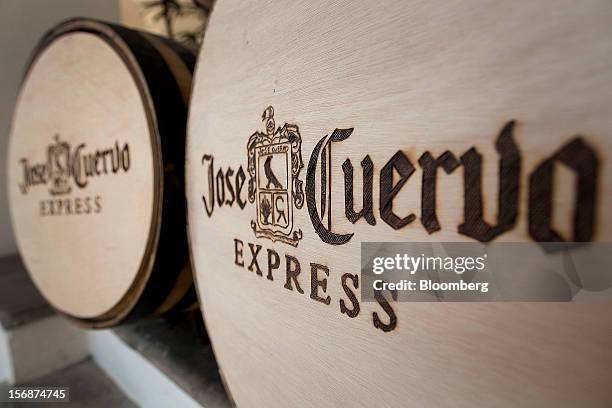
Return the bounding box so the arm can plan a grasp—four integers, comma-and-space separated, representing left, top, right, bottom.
247, 106, 304, 246
48, 134, 72, 196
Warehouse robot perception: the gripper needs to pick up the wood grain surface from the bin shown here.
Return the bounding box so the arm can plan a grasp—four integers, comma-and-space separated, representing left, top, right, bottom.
186, 1, 612, 406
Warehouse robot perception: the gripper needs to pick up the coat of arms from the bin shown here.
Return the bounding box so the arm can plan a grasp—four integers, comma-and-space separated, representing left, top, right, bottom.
47, 134, 72, 196
247, 106, 304, 246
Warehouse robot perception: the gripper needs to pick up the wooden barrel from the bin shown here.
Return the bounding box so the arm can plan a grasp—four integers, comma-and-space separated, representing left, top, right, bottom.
7, 18, 197, 328
186, 1, 612, 406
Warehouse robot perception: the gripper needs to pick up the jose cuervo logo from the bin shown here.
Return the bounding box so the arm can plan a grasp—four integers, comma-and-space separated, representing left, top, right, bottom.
200, 107, 599, 245
17, 134, 131, 216
197, 107, 601, 333
247, 106, 305, 246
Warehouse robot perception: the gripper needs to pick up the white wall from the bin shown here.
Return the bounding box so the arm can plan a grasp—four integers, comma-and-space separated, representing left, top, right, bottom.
0, 0, 119, 256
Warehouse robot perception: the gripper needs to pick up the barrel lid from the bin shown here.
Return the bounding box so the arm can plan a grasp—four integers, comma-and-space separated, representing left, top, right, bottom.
186, 1, 612, 405
8, 19, 161, 321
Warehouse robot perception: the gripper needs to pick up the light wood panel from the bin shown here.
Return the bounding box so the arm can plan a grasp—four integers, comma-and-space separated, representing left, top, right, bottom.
186, 1, 612, 406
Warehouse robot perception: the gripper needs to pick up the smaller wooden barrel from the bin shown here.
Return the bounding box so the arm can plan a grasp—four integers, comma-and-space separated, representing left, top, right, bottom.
7, 18, 196, 328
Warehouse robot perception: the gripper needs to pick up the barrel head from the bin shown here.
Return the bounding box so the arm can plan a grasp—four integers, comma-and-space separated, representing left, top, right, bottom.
186, 1, 612, 406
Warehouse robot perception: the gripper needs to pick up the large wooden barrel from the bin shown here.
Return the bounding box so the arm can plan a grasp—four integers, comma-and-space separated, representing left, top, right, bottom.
7, 18, 196, 328
186, 1, 612, 406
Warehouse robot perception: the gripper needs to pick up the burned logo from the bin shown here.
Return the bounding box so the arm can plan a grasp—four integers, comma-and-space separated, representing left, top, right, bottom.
247, 106, 304, 246
18, 134, 130, 196
202, 114, 600, 246
197, 111, 604, 335
47, 134, 72, 195
17, 134, 131, 216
